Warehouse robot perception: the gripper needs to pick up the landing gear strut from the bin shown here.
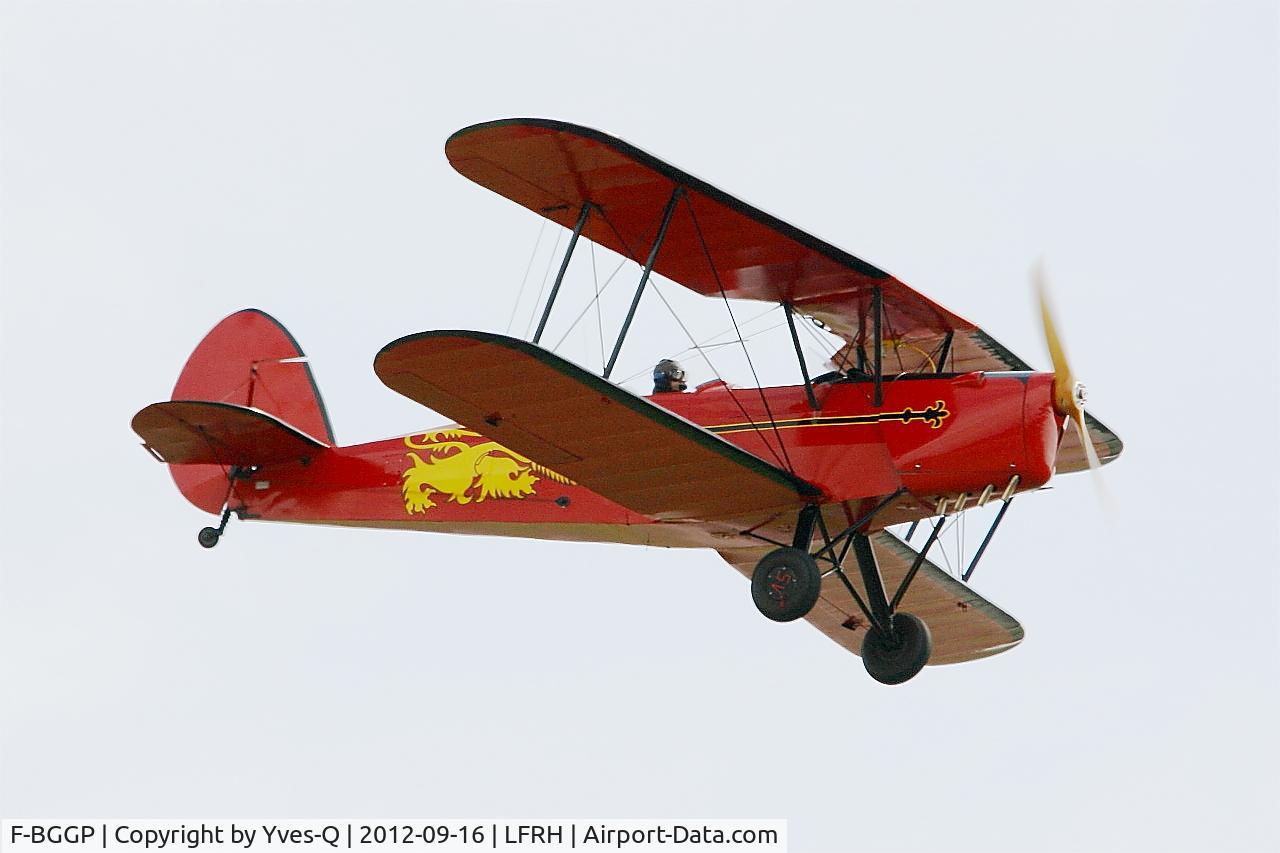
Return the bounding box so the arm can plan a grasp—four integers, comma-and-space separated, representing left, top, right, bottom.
844, 529, 932, 684
197, 465, 252, 549
748, 494, 934, 684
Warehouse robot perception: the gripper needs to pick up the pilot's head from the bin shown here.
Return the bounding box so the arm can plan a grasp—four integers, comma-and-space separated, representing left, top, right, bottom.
652, 358, 687, 393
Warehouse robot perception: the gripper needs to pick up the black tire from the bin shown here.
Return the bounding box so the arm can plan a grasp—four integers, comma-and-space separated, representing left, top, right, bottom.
861, 612, 932, 685
197, 527, 221, 549
750, 547, 821, 622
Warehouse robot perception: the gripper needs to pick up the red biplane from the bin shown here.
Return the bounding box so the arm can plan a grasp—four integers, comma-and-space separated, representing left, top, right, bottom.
132, 118, 1122, 684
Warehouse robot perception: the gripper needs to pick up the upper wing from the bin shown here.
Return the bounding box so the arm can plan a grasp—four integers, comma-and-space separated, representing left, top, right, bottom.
132, 400, 329, 466
446, 118, 975, 341
447, 117, 1123, 469
718, 529, 1023, 665
444, 119, 1048, 373
374, 330, 820, 522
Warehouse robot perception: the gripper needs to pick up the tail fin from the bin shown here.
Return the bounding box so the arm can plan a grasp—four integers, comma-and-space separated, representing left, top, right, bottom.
138, 309, 335, 514
172, 309, 334, 441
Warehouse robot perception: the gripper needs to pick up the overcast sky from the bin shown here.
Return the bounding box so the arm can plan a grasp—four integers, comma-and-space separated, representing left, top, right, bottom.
2, 2, 1278, 851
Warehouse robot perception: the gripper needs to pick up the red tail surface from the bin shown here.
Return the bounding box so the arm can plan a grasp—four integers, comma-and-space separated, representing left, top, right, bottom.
166, 309, 334, 513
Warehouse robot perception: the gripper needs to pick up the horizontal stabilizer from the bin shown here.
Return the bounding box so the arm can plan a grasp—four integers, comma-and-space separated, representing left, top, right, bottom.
132, 400, 329, 467
374, 330, 820, 522
719, 530, 1023, 665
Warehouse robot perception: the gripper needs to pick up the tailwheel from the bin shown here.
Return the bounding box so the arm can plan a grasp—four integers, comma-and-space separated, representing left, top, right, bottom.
197, 505, 234, 549
751, 547, 821, 622
197, 527, 221, 549
861, 612, 932, 685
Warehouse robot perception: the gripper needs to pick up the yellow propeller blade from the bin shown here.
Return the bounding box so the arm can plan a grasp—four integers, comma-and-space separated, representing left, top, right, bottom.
1034, 261, 1084, 422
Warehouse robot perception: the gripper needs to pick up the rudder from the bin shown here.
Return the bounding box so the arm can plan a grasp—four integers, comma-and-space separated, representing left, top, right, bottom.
159, 309, 334, 514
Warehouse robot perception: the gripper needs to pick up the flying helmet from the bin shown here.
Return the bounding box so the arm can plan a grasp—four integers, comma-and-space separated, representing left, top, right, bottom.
652, 358, 687, 393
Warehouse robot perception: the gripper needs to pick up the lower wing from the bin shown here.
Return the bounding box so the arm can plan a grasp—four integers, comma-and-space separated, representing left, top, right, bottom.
719, 530, 1023, 665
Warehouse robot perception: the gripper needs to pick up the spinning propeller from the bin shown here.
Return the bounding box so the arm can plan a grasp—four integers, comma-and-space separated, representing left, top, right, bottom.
1034, 262, 1104, 474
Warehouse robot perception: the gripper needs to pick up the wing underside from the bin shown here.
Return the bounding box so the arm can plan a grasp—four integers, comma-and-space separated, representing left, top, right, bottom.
132, 400, 329, 466
447, 118, 974, 345
447, 118, 1122, 469
718, 530, 1024, 665
374, 330, 820, 524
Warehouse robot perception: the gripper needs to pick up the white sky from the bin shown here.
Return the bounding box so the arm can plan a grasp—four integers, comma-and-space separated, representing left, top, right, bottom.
2, 2, 1277, 850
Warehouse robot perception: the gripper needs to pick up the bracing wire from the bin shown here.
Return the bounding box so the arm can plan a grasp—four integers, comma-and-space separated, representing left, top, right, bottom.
550, 254, 630, 352
682, 193, 795, 472
798, 312, 840, 357
645, 280, 790, 469
590, 241, 605, 370
542, 252, 785, 443
613, 304, 786, 384
525, 216, 791, 469
524, 228, 564, 339
934, 516, 958, 576
670, 305, 784, 359
506, 220, 548, 334
546, 207, 756, 357
593, 205, 641, 265
953, 512, 963, 578
612, 337, 771, 386
795, 315, 842, 369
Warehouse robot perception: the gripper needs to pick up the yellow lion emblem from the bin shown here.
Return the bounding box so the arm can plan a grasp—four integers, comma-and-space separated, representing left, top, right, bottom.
400, 428, 573, 514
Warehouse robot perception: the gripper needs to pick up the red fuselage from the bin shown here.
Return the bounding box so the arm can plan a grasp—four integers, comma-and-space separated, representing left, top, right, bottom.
177, 370, 1063, 542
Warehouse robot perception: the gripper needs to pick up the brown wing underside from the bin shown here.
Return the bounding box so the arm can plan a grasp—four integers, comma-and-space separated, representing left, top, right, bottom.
131, 400, 329, 466
374, 330, 820, 524
718, 529, 1024, 666
447, 118, 1122, 472
446, 119, 975, 343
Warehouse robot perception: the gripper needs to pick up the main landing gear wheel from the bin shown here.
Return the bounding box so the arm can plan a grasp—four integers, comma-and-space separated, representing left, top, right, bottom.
861, 612, 932, 685
751, 547, 821, 622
